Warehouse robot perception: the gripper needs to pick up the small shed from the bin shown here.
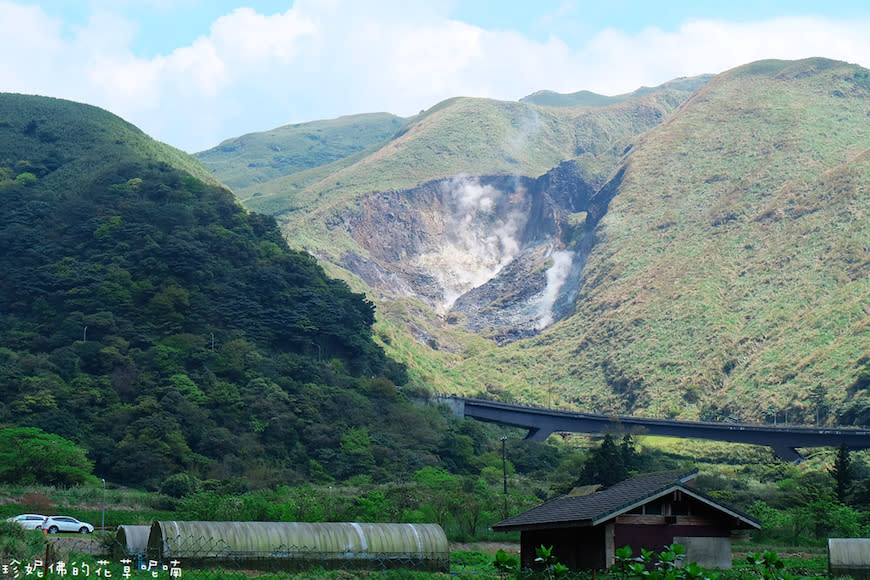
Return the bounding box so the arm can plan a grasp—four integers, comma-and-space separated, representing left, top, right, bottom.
828, 538, 870, 580
493, 470, 760, 571
147, 521, 449, 572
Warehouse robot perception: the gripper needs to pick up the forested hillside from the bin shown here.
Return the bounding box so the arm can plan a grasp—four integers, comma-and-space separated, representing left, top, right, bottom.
0, 93, 507, 490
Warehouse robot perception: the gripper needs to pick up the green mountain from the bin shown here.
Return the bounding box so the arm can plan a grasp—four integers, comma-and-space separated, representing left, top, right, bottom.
0, 93, 492, 490
231, 88, 698, 261
212, 58, 869, 427
446, 58, 870, 422
0, 93, 222, 190
520, 75, 712, 107
195, 112, 406, 191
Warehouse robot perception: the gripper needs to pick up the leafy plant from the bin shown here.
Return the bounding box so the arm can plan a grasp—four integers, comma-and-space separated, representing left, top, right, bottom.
746, 550, 792, 580
0, 521, 45, 562
493, 548, 519, 579
534, 545, 571, 579
612, 544, 711, 580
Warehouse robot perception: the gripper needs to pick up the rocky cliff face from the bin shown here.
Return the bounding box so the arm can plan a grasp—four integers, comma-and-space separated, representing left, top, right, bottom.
338, 162, 614, 344
204, 83, 699, 351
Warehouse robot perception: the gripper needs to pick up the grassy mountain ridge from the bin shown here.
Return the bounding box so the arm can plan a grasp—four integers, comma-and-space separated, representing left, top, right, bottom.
210, 58, 868, 428
520, 74, 712, 107
442, 58, 870, 423
246, 89, 697, 263
156, 58, 869, 430
200, 84, 702, 396
195, 112, 406, 191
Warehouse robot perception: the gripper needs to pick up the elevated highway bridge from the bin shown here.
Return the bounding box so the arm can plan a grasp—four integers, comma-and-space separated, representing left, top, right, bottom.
439, 396, 870, 461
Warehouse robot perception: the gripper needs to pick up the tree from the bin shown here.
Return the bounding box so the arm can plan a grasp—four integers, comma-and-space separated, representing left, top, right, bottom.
412, 467, 462, 527
0, 427, 94, 486
160, 472, 198, 498
809, 383, 827, 425
620, 433, 640, 472
579, 434, 627, 487
829, 443, 854, 504
14, 172, 37, 186
338, 427, 376, 478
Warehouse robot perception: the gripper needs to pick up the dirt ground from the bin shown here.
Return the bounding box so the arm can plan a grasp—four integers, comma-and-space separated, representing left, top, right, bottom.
449, 541, 521, 555
46, 534, 104, 556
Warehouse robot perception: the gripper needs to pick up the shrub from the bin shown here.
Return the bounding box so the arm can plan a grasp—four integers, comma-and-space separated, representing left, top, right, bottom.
160, 472, 197, 498
0, 521, 44, 561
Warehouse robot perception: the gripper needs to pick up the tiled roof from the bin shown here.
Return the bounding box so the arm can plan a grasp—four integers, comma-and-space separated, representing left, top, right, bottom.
493, 469, 758, 532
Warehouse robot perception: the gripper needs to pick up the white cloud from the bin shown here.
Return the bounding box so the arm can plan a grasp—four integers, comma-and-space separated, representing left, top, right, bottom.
83, 5, 317, 149
209, 7, 316, 67
0, 3, 66, 92
579, 17, 870, 94
163, 39, 227, 97
2, 1, 870, 152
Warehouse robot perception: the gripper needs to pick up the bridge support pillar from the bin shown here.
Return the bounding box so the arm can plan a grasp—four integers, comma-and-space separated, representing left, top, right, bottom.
439, 396, 465, 418
525, 427, 551, 442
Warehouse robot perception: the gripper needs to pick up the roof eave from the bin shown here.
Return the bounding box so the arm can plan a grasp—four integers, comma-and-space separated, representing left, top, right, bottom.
591, 484, 761, 529
493, 519, 593, 533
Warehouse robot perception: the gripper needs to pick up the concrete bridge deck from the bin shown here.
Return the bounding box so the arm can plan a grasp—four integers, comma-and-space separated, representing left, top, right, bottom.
439, 396, 870, 461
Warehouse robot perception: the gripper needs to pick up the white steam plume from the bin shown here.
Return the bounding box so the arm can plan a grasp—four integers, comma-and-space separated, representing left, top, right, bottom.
536, 250, 574, 329
415, 176, 525, 312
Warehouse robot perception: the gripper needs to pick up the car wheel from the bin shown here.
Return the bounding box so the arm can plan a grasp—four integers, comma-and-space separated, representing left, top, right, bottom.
48, 526, 58, 534
79, 527, 89, 534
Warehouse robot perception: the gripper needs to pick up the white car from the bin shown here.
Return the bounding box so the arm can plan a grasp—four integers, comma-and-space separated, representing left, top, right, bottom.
6, 514, 48, 530
43, 516, 94, 534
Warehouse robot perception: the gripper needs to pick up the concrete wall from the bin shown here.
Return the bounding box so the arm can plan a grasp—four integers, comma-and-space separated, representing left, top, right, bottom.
439, 396, 465, 417
673, 536, 732, 570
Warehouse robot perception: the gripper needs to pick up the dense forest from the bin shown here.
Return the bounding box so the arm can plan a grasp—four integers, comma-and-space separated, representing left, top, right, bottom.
0, 94, 545, 491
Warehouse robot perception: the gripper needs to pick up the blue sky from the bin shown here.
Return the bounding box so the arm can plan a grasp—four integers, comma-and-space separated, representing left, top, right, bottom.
2, 1, 869, 152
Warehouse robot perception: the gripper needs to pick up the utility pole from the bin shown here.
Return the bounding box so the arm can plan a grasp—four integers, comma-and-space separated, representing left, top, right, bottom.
501, 435, 508, 519
101, 478, 106, 536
